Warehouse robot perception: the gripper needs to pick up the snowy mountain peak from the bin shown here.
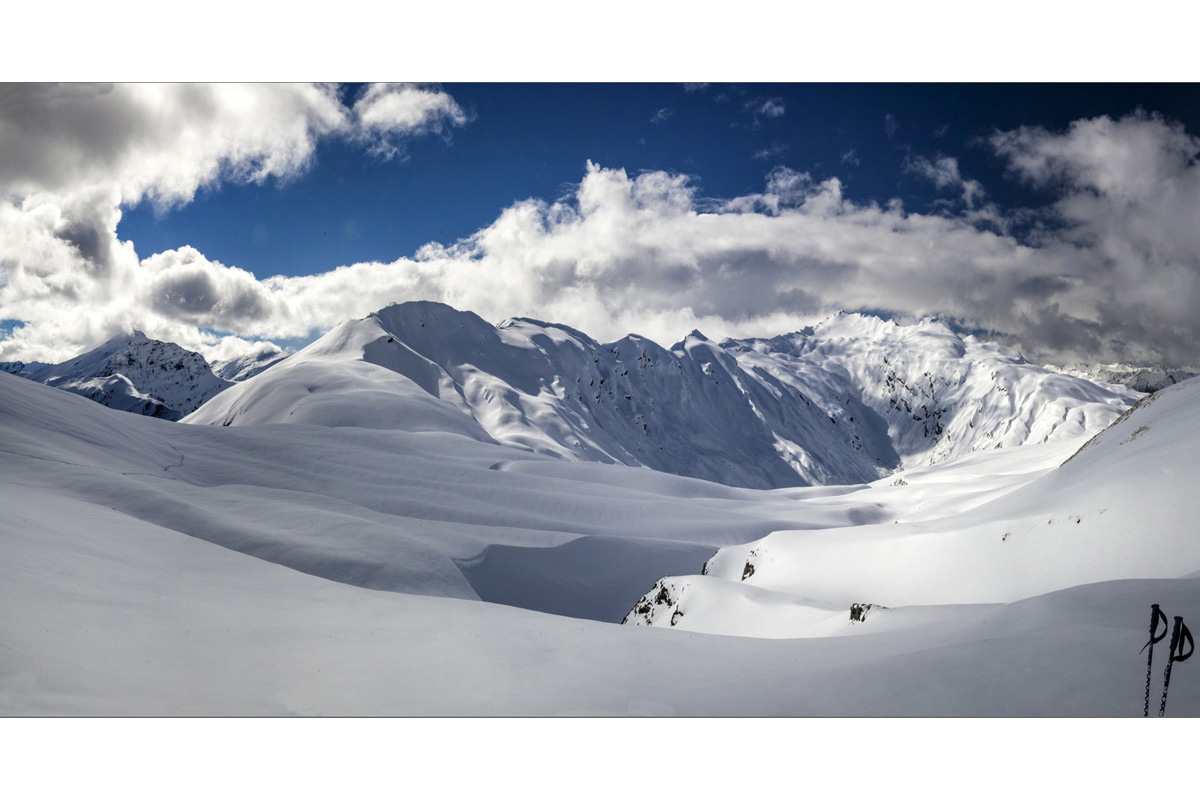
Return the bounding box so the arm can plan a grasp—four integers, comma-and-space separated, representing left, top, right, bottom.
370, 300, 492, 336
29, 333, 231, 420
675, 330, 718, 357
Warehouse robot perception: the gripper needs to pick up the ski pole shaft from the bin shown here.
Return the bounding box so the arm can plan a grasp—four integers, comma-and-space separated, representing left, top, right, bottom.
1159, 660, 1174, 717
1159, 616, 1192, 717
1144, 604, 1168, 717
1145, 644, 1156, 717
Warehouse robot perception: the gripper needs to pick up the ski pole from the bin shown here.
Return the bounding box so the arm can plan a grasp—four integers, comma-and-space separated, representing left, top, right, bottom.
1158, 616, 1194, 717
1142, 604, 1170, 717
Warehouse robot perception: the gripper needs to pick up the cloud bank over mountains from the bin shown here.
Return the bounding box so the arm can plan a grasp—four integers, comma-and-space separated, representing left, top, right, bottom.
2, 85, 1198, 367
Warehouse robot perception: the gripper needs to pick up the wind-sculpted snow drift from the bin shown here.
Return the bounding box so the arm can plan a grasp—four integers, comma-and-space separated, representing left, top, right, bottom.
187, 301, 1137, 489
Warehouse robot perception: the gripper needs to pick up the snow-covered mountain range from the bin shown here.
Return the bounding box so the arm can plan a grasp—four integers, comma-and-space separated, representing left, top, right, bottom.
1043, 362, 1198, 394
187, 301, 1138, 489
26, 331, 231, 420
0, 360, 50, 377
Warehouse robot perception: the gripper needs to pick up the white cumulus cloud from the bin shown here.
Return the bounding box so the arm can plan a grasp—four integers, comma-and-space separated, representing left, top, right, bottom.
904, 154, 984, 208
990, 111, 1200, 361
744, 97, 785, 128
352, 83, 469, 159
0, 83, 347, 210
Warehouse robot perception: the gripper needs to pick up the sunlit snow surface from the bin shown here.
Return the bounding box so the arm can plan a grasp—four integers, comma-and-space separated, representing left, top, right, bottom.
2, 313, 1198, 715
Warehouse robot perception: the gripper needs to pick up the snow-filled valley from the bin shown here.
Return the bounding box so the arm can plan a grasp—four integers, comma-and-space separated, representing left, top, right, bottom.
2, 303, 1197, 716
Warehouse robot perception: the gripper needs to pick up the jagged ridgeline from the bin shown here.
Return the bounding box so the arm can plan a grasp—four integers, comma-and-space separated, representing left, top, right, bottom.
186, 302, 1136, 489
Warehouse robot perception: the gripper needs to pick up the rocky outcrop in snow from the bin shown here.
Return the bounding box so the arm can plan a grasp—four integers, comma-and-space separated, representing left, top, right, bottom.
622, 578, 687, 628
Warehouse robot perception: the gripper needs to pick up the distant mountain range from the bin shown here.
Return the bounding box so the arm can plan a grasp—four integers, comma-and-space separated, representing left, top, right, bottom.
0, 360, 50, 378
3, 303, 1147, 488
1042, 362, 1198, 393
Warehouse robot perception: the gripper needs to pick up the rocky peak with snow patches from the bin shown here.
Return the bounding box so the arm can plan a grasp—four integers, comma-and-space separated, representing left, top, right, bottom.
28, 331, 231, 420
186, 302, 1139, 490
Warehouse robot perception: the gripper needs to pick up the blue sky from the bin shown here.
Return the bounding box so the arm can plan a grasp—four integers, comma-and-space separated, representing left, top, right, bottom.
4, 81, 1200, 367
116, 83, 1200, 282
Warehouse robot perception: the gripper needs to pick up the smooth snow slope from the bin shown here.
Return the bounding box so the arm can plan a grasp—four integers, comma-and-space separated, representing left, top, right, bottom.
187, 301, 1136, 489
6, 485, 1200, 716
3, 370, 1198, 715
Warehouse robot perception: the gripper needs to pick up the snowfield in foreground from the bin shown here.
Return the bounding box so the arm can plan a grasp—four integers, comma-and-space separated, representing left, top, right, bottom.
2, 322, 1197, 715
